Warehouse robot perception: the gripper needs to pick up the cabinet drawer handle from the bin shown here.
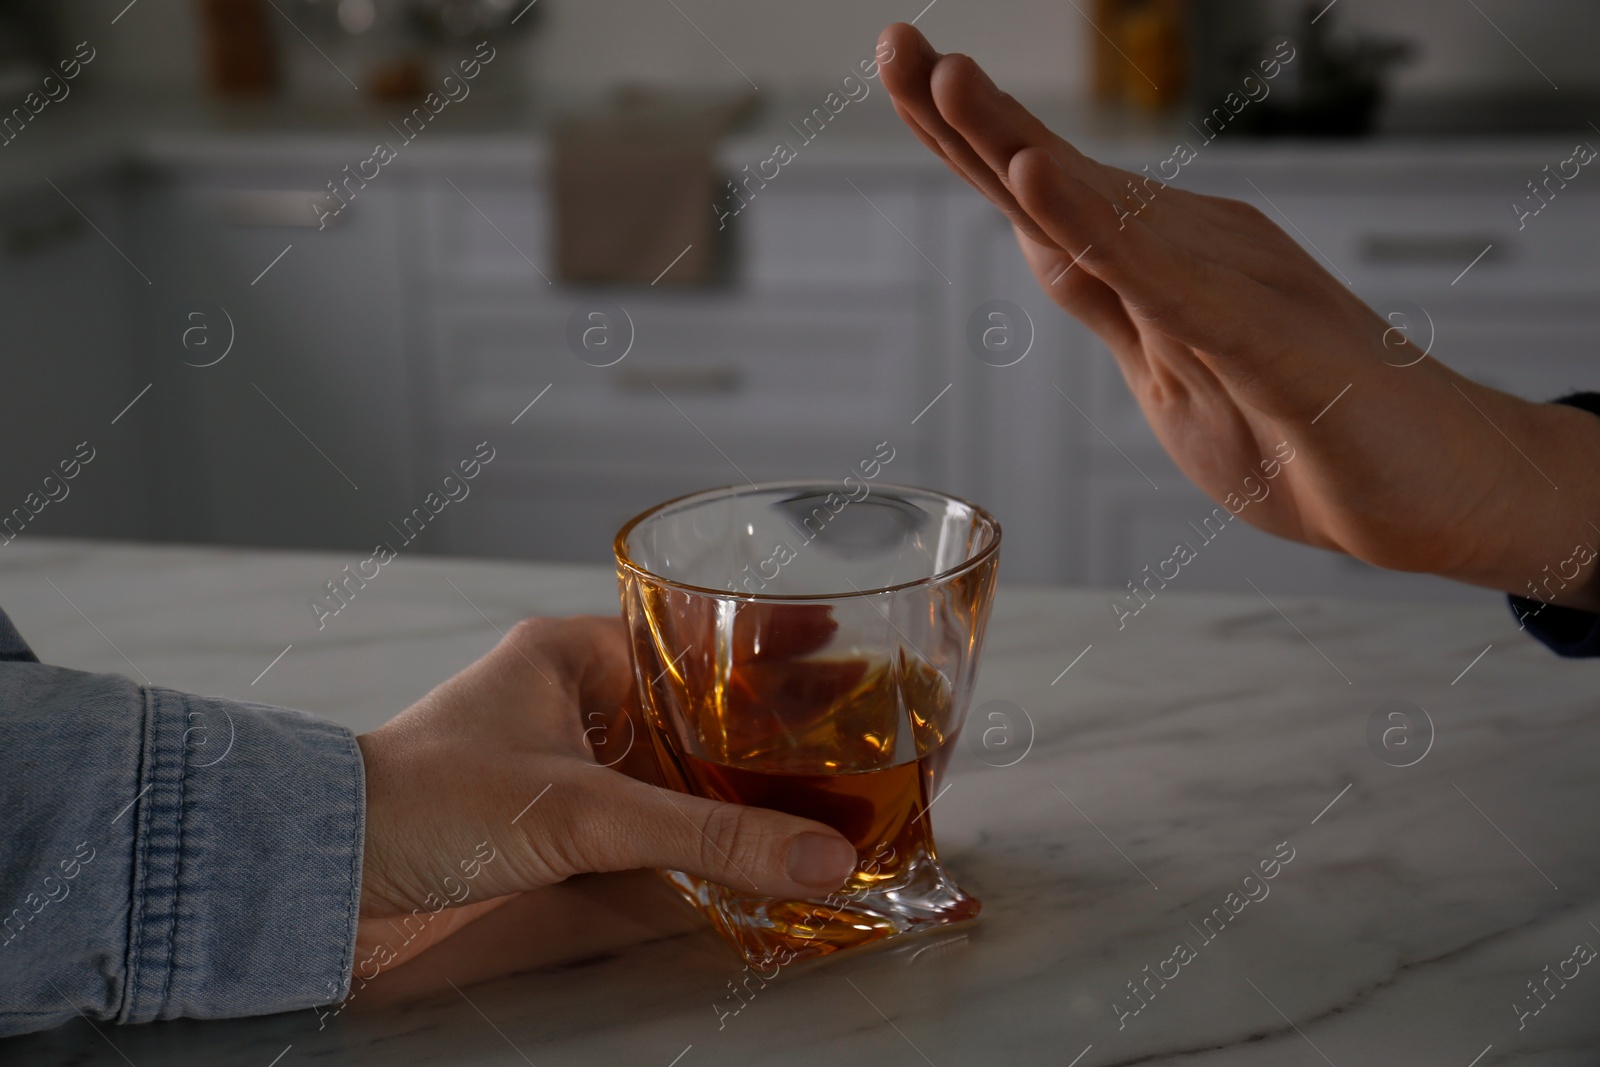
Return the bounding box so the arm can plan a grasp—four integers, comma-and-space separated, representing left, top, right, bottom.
613, 365, 743, 394
1358, 234, 1503, 265
213, 190, 344, 228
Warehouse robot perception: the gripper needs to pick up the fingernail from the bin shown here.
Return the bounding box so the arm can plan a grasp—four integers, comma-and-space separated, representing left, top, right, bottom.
786, 833, 857, 890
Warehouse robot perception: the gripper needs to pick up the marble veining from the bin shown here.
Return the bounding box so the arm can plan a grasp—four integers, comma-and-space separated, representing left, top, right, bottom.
2, 537, 1599, 1065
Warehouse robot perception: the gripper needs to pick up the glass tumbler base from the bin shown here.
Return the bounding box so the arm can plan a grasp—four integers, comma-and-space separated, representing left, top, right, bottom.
662, 846, 980, 969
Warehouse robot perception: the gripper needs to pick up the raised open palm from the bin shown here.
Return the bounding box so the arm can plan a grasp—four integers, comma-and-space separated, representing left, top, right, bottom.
878, 22, 1600, 606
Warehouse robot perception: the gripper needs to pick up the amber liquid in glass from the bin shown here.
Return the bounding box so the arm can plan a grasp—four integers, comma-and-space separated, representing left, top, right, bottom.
648, 653, 979, 962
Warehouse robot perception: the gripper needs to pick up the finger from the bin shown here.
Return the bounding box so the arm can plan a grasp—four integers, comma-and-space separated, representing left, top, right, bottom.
1017, 216, 1227, 406
927, 51, 1121, 207
923, 51, 1270, 280
503, 615, 634, 710
1007, 146, 1292, 360
877, 24, 964, 168
517, 616, 656, 773
1013, 224, 1141, 356
877, 23, 1055, 246
1010, 147, 1370, 421
570, 774, 858, 899
886, 90, 958, 170
1098, 169, 1324, 285
582, 687, 664, 784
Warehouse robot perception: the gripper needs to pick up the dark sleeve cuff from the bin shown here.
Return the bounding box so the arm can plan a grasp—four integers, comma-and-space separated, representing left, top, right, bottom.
1507, 391, 1600, 658
1510, 596, 1600, 657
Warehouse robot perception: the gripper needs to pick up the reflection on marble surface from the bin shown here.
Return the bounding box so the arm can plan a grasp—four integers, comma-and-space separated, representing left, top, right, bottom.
3, 537, 1599, 1065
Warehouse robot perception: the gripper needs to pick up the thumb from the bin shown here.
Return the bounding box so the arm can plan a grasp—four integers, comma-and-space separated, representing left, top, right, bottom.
583, 774, 859, 899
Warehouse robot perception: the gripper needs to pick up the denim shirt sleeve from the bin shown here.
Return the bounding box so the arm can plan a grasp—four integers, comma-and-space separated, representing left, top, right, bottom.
1506, 391, 1600, 658
0, 606, 364, 1036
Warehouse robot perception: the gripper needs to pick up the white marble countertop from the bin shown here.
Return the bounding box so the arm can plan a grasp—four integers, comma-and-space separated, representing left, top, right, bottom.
3, 537, 1600, 1066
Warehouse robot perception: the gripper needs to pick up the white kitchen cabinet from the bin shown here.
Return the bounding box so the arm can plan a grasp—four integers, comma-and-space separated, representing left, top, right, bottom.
0, 174, 158, 544
941, 190, 1091, 586
739, 183, 928, 291
1082, 477, 1485, 606
407, 168, 945, 565
416, 174, 548, 287
1418, 297, 1600, 402
23, 130, 1588, 604
127, 161, 416, 552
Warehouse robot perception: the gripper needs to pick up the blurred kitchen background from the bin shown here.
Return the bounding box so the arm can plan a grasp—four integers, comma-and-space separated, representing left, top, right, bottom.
3, 0, 1598, 604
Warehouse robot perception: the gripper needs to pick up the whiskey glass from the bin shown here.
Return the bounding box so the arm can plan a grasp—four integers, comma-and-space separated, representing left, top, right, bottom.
614, 481, 1000, 967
